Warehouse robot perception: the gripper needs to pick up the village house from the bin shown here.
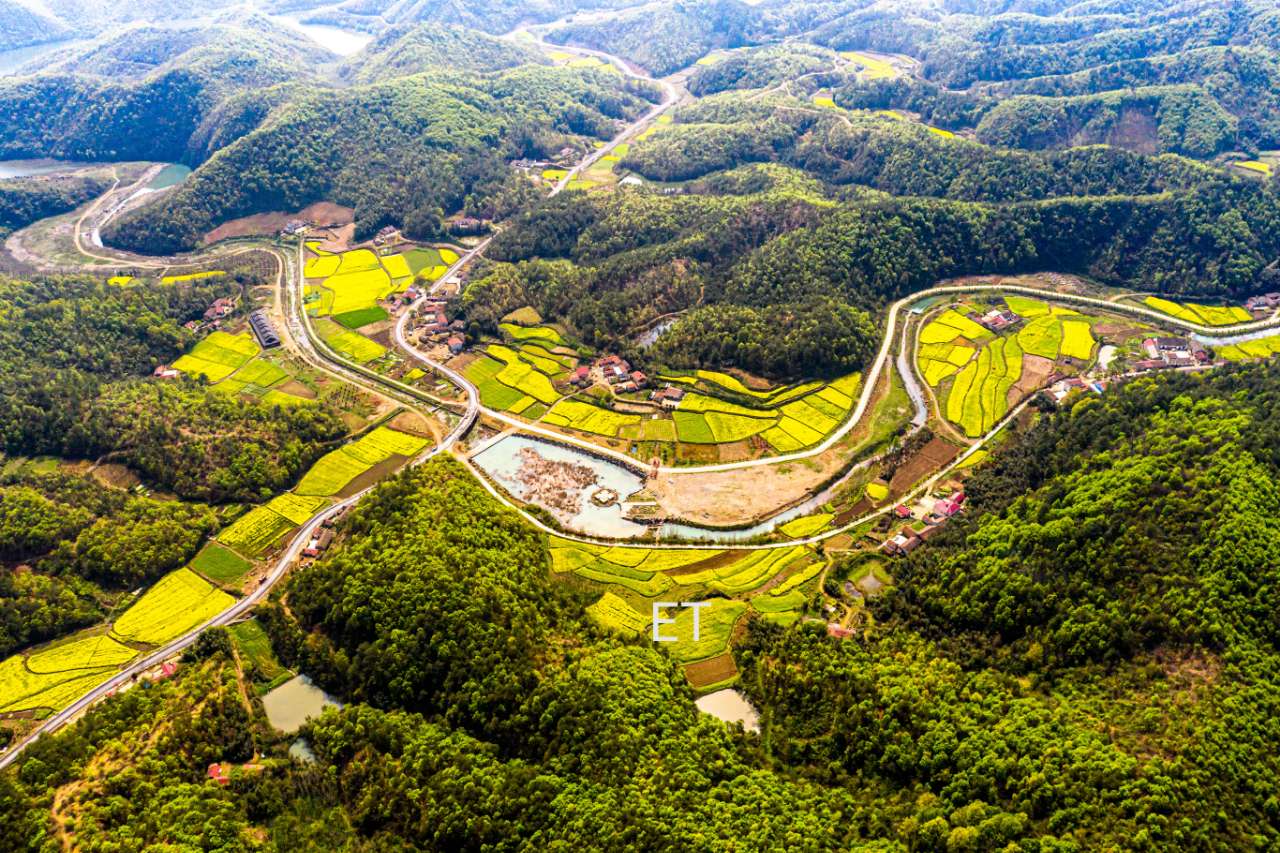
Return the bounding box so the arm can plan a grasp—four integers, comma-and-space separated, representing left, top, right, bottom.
570, 365, 592, 387
153, 365, 180, 379
208, 764, 230, 786
302, 529, 335, 559
1143, 337, 1190, 359
976, 308, 1020, 332
373, 225, 399, 246
1246, 292, 1280, 312
935, 492, 966, 518
629, 370, 648, 389
651, 385, 685, 408
447, 334, 465, 355
280, 219, 310, 237
882, 530, 923, 556
893, 504, 913, 520
449, 217, 490, 236
203, 297, 236, 322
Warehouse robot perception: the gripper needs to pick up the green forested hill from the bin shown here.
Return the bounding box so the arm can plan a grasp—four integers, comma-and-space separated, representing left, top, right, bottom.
0, 174, 111, 239
8, 368, 1280, 847
548, 0, 763, 76
104, 66, 660, 252
341, 23, 549, 83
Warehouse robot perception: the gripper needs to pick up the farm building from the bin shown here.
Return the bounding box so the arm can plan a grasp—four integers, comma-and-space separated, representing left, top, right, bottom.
248, 310, 281, 348
977, 308, 1020, 332
1246, 293, 1280, 311
651, 386, 685, 408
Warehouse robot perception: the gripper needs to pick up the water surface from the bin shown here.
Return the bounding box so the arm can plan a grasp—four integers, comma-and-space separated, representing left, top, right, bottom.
262, 674, 341, 733
695, 689, 760, 732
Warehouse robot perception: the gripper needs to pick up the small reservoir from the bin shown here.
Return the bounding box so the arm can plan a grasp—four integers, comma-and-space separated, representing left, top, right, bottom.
261, 674, 341, 733
695, 689, 760, 732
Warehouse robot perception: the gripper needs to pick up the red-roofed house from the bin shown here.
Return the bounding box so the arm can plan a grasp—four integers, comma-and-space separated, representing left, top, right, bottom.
936, 493, 966, 517
208, 763, 229, 785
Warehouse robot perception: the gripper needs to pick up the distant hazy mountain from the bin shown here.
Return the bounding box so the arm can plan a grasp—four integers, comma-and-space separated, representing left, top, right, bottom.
0, 0, 71, 51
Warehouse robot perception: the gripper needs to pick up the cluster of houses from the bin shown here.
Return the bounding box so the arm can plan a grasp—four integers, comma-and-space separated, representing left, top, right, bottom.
1133, 336, 1209, 371
1246, 292, 1280, 313
181, 296, 238, 335
595, 354, 648, 394
881, 491, 966, 556
1048, 375, 1105, 402
650, 385, 686, 408
416, 298, 466, 355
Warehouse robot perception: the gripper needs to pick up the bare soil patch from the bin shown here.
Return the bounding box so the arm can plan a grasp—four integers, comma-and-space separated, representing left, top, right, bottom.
203, 202, 354, 244
277, 379, 317, 399
683, 654, 739, 689
91, 462, 141, 490
889, 437, 960, 494
337, 454, 404, 499
1008, 354, 1055, 407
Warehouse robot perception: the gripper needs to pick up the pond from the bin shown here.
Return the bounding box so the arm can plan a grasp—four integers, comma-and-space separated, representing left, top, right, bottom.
0, 40, 79, 76
472, 434, 649, 538
146, 163, 191, 190
270, 15, 373, 56
472, 433, 862, 543
0, 158, 92, 179
695, 689, 760, 732
261, 674, 341, 733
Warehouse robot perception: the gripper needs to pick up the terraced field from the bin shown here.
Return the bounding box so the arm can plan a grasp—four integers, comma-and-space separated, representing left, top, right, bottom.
295, 426, 428, 496
111, 569, 235, 646
1144, 296, 1252, 326
172, 331, 259, 382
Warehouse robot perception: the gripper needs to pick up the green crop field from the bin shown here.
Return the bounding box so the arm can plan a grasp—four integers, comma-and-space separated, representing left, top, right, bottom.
314, 318, 387, 363
334, 306, 389, 329
325, 268, 393, 314
586, 592, 648, 635
233, 359, 288, 387
673, 411, 716, 443
304, 254, 340, 278
779, 513, 834, 538
402, 247, 443, 275
189, 543, 254, 584
1017, 315, 1063, 359
25, 635, 136, 674
661, 600, 747, 663
111, 568, 236, 646
1060, 320, 1096, 360
544, 399, 641, 436
266, 493, 331, 525
489, 346, 560, 404
218, 506, 295, 554
464, 355, 527, 411
0, 656, 119, 713
228, 620, 285, 680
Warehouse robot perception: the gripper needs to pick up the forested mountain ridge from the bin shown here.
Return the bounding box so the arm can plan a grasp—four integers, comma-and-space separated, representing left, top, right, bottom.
103, 65, 661, 252
553, 0, 1280, 151
462, 111, 1279, 379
